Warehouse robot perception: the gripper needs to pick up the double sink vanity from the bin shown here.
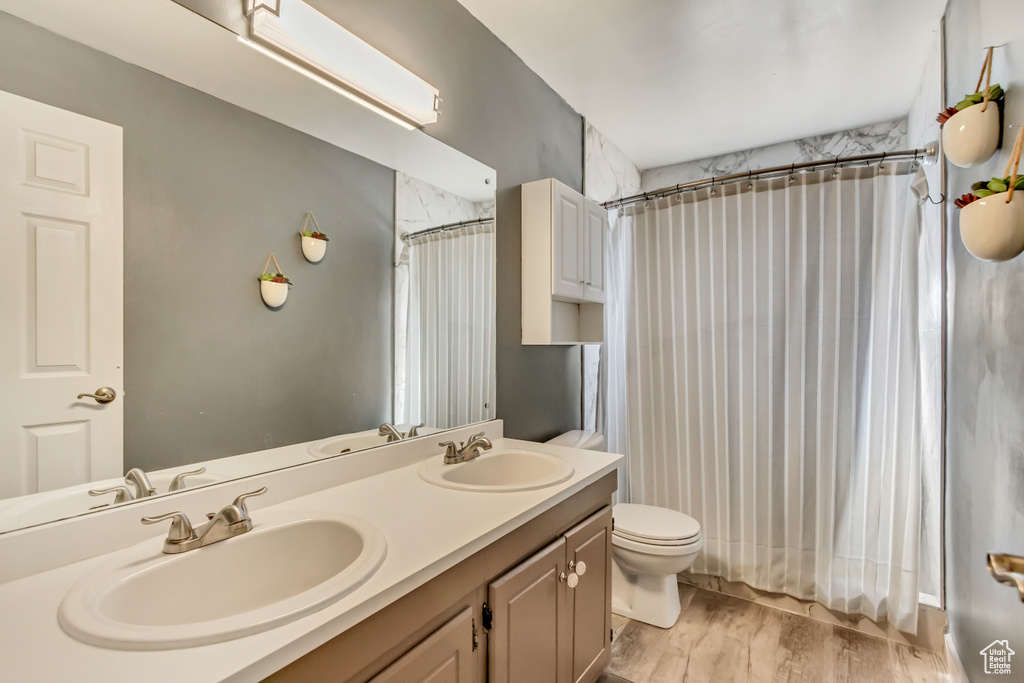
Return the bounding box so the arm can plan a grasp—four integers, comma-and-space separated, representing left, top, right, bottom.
0, 421, 622, 682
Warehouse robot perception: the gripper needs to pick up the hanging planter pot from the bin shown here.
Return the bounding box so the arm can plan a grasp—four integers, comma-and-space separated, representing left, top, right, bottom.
938, 47, 1004, 168
957, 127, 1024, 262
299, 211, 329, 263
258, 253, 292, 307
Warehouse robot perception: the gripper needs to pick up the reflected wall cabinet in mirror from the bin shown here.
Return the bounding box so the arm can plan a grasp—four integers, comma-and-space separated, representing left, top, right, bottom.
0, 0, 496, 533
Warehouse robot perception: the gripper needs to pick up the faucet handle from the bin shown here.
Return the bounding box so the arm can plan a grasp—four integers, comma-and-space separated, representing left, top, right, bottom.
231, 487, 268, 519
406, 423, 425, 438
89, 484, 135, 504
463, 431, 486, 445
142, 511, 196, 543
168, 466, 207, 492
439, 440, 460, 463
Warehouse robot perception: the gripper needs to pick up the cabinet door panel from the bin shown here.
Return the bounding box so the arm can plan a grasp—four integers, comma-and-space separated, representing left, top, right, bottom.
583, 204, 606, 303
552, 183, 585, 301
488, 537, 571, 683
564, 506, 613, 683
370, 607, 475, 683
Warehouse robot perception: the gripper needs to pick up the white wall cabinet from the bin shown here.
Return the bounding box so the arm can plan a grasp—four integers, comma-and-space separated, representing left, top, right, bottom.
522, 179, 607, 345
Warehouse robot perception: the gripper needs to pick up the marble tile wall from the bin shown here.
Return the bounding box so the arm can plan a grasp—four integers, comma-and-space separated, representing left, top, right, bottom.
584, 121, 642, 204
641, 117, 909, 190
395, 172, 494, 240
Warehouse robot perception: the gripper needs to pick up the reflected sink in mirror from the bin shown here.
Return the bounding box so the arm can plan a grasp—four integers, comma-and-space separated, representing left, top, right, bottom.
0, 469, 227, 533
418, 448, 574, 493
58, 510, 387, 650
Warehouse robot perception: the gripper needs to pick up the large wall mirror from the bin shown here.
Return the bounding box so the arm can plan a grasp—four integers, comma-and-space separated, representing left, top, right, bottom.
0, 0, 496, 533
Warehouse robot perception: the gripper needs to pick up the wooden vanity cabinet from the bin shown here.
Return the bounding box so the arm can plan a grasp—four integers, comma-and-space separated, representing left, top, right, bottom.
487, 507, 612, 683
264, 473, 615, 683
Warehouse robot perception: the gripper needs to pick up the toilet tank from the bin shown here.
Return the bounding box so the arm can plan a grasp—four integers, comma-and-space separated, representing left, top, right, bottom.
545, 430, 605, 451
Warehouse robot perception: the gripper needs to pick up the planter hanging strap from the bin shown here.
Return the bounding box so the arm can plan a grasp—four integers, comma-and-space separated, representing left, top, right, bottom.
1006, 126, 1024, 204
300, 211, 323, 235
981, 46, 995, 112
262, 253, 285, 276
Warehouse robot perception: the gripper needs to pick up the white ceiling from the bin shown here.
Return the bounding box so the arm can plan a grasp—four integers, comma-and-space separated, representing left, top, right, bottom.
457, 0, 947, 170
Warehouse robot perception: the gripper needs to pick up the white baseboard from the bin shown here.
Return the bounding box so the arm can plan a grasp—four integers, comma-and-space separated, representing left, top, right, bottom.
944, 633, 969, 683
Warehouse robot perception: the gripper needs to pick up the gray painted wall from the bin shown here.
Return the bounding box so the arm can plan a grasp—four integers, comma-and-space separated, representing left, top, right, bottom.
0, 0, 584, 472
0, 11, 395, 471
944, 0, 1024, 678
307, 0, 585, 442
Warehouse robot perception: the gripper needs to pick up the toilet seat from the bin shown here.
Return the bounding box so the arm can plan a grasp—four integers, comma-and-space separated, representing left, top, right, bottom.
613, 503, 701, 543
611, 531, 704, 556
613, 528, 702, 546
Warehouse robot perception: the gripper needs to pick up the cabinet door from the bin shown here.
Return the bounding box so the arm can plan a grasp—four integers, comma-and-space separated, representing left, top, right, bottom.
370, 607, 476, 683
488, 537, 572, 683
564, 507, 613, 683
583, 203, 607, 303
552, 182, 586, 301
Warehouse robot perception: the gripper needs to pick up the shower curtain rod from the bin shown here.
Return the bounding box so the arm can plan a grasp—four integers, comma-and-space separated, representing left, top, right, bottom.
401, 216, 495, 242
603, 143, 939, 209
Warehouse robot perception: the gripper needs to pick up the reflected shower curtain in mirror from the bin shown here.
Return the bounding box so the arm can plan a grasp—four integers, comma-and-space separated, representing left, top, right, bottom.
394, 223, 496, 429
605, 164, 938, 633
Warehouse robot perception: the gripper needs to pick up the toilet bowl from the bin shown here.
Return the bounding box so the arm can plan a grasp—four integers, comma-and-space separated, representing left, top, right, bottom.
546, 431, 703, 629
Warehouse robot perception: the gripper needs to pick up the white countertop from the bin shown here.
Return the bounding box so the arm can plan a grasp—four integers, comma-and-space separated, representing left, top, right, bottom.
0, 437, 621, 682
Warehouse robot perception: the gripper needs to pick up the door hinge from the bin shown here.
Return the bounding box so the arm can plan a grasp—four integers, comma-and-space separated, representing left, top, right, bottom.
472, 618, 479, 651
610, 627, 614, 642
482, 603, 493, 631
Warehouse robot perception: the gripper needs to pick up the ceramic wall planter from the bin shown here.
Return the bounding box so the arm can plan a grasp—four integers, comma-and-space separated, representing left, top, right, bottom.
299, 211, 329, 263
958, 125, 1024, 262
960, 195, 1024, 262
259, 253, 291, 308
943, 103, 1002, 168
301, 235, 327, 263
260, 280, 289, 307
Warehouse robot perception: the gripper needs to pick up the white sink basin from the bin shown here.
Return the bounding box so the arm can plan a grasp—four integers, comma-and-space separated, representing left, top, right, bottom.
58, 510, 387, 650
0, 470, 227, 532
418, 448, 574, 492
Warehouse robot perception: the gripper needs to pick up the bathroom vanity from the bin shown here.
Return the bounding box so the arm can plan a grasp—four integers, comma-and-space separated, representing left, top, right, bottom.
0, 422, 622, 682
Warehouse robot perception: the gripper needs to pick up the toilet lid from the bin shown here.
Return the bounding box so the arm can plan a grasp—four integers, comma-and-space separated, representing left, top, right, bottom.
613, 503, 701, 542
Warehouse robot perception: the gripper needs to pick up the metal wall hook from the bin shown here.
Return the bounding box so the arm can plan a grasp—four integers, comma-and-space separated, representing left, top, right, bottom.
925, 193, 946, 205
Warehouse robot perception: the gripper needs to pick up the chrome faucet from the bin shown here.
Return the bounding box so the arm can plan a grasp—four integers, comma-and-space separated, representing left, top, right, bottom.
378, 423, 403, 443
88, 484, 135, 505
441, 432, 493, 465
124, 468, 156, 499
141, 487, 267, 554
168, 466, 207, 492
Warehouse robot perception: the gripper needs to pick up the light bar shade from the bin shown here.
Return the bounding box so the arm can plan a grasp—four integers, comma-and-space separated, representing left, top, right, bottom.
249, 0, 441, 127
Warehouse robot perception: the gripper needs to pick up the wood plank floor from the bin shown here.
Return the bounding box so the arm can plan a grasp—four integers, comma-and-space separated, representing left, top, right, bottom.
598, 584, 951, 683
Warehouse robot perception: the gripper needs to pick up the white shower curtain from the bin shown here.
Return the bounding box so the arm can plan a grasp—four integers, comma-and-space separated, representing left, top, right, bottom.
605, 164, 936, 633
394, 223, 496, 429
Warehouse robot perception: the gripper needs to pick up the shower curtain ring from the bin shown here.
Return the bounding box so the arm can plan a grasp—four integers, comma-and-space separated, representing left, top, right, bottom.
926, 193, 946, 205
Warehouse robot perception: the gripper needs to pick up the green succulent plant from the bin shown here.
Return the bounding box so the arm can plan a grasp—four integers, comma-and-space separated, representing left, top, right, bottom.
955, 83, 1004, 111
971, 175, 1024, 198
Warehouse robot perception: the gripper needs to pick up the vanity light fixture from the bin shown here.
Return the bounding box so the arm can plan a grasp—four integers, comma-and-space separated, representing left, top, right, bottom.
243, 0, 441, 129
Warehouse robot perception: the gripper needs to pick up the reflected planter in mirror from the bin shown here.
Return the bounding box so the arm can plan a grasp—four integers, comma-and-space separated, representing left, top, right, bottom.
301, 235, 327, 262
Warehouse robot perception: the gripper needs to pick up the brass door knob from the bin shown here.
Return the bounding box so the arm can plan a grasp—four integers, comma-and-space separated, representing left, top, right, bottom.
77, 387, 117, 404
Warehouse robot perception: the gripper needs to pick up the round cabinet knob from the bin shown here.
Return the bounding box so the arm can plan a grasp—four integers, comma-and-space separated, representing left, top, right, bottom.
566, 572, 579, 588
570, 560, 587, 577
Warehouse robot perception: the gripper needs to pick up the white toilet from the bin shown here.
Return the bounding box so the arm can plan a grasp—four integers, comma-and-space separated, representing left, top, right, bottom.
546, 430, 703, 629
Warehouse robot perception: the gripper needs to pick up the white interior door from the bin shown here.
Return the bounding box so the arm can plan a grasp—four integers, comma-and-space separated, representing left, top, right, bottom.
0, 89, 123, 499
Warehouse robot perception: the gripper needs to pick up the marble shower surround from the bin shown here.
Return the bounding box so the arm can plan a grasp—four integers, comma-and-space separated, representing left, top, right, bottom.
395, 172, 494, 239
584, 121, 642, 204
642, 117, 909, 190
